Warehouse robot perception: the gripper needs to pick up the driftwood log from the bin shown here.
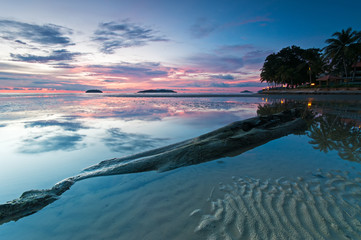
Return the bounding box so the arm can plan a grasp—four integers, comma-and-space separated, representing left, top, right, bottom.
0, 109, 308, 225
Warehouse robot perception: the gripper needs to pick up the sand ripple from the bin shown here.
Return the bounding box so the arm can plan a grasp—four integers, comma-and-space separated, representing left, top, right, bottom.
194, 170, 361, 240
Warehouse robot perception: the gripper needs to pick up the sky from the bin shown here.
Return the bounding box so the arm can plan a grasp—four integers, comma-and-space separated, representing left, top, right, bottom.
0, 0, 360, 93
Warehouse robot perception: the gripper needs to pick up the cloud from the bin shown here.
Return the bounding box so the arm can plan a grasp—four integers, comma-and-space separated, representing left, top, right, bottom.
222, 16, 273, 29
101, 79, 117, 83
14, 39, 27, 45
0, 19, 73, 46
242, 50, 273, 66
209, 82, 231, 88
190, 18, 218, 38
216, 44, 255, 54
0, 77, 18, 81
93, 20, 169, 54
211, 74, 235, 80
188, 53, 244, 72
210, 81, 266, 88
50, 63, 78, 69
0, 70, 101, 92
10, 49, 81, 63
88, 62, 169, 79
235, 16, 273, 26
103, 128, 168, 153
187, 46, 272, 73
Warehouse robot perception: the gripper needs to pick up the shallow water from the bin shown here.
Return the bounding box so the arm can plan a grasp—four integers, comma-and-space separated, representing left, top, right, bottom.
0, 93, 360, 239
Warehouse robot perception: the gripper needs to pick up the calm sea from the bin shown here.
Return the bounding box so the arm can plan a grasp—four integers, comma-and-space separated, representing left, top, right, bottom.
0, 93, 360, 239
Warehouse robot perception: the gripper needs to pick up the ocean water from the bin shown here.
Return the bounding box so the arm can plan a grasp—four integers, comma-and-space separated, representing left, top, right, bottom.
0, 93, 360, 239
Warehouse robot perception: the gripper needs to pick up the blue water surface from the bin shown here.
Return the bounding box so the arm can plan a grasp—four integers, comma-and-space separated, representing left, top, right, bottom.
0, 93, 360, 239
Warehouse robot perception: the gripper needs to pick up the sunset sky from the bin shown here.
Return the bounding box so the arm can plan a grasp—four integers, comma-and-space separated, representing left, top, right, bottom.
0, 0, 360, 93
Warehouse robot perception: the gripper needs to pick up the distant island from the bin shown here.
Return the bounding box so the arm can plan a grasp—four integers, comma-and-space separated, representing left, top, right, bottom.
137, 89, 177, 93
85, 89, 103, 93
240, 90, 253, 93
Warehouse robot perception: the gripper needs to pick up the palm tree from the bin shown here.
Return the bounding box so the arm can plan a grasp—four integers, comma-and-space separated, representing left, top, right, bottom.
323, 28, 361, 78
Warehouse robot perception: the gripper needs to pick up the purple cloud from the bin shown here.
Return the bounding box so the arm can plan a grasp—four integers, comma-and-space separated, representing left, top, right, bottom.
210, 74, 235, 80
190, 18, 218, 38
187, 45, 272, 73
88, 62, 169, 79
93, 20, 169, 54
10, 49, 81, 63
188, 53, 244, 72
210, 81, 266, 88
0, 19, 73, 46
215, 44, 255, 54
235, 16, 273, 26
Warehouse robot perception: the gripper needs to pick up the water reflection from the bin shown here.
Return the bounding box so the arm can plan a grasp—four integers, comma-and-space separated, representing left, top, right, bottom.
75, 97, 256, 121
0, 93, 260, 123
0, 94, 261, 160
103, 128, 168, 153
257, 100, 306, 116
1, 93, 361, 239
19, 133, 85, 154
25, 120, 88, 132
259, 99, 361, 163
18, 118, 89, 154
25, 120, 89, 132
308, 114, 361, 162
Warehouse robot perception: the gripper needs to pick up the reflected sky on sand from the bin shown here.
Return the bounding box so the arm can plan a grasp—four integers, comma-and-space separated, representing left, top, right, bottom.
0, 93, 361, 239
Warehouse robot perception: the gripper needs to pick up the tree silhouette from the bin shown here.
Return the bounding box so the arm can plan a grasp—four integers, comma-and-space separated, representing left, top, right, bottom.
261, 46, 323, 87
324, 28, 361, 78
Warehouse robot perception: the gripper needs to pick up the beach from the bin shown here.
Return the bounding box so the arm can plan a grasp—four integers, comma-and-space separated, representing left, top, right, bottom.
0, 93, 360, 239
259, 87, 361, 95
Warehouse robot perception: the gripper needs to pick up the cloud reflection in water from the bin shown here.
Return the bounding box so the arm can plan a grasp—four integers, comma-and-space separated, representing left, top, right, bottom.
25, 120, 88, 132
103, 128, 168, 153
18, 117, 88, 154
19, 133, 85, 154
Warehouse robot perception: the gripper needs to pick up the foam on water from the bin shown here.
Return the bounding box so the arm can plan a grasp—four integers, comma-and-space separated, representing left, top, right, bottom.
193, 170, 361, 240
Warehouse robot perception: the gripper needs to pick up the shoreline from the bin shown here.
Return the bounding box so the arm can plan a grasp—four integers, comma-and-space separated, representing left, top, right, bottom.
106, 90, 361, 98
259, 88, 361, 95
0, 90, 360, 98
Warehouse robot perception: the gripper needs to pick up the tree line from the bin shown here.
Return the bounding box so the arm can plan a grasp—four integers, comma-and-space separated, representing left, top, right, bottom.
260, 28, 361, 87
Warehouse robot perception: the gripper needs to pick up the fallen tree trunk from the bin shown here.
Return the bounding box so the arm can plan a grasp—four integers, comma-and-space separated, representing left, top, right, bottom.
0, 108, 308, 225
